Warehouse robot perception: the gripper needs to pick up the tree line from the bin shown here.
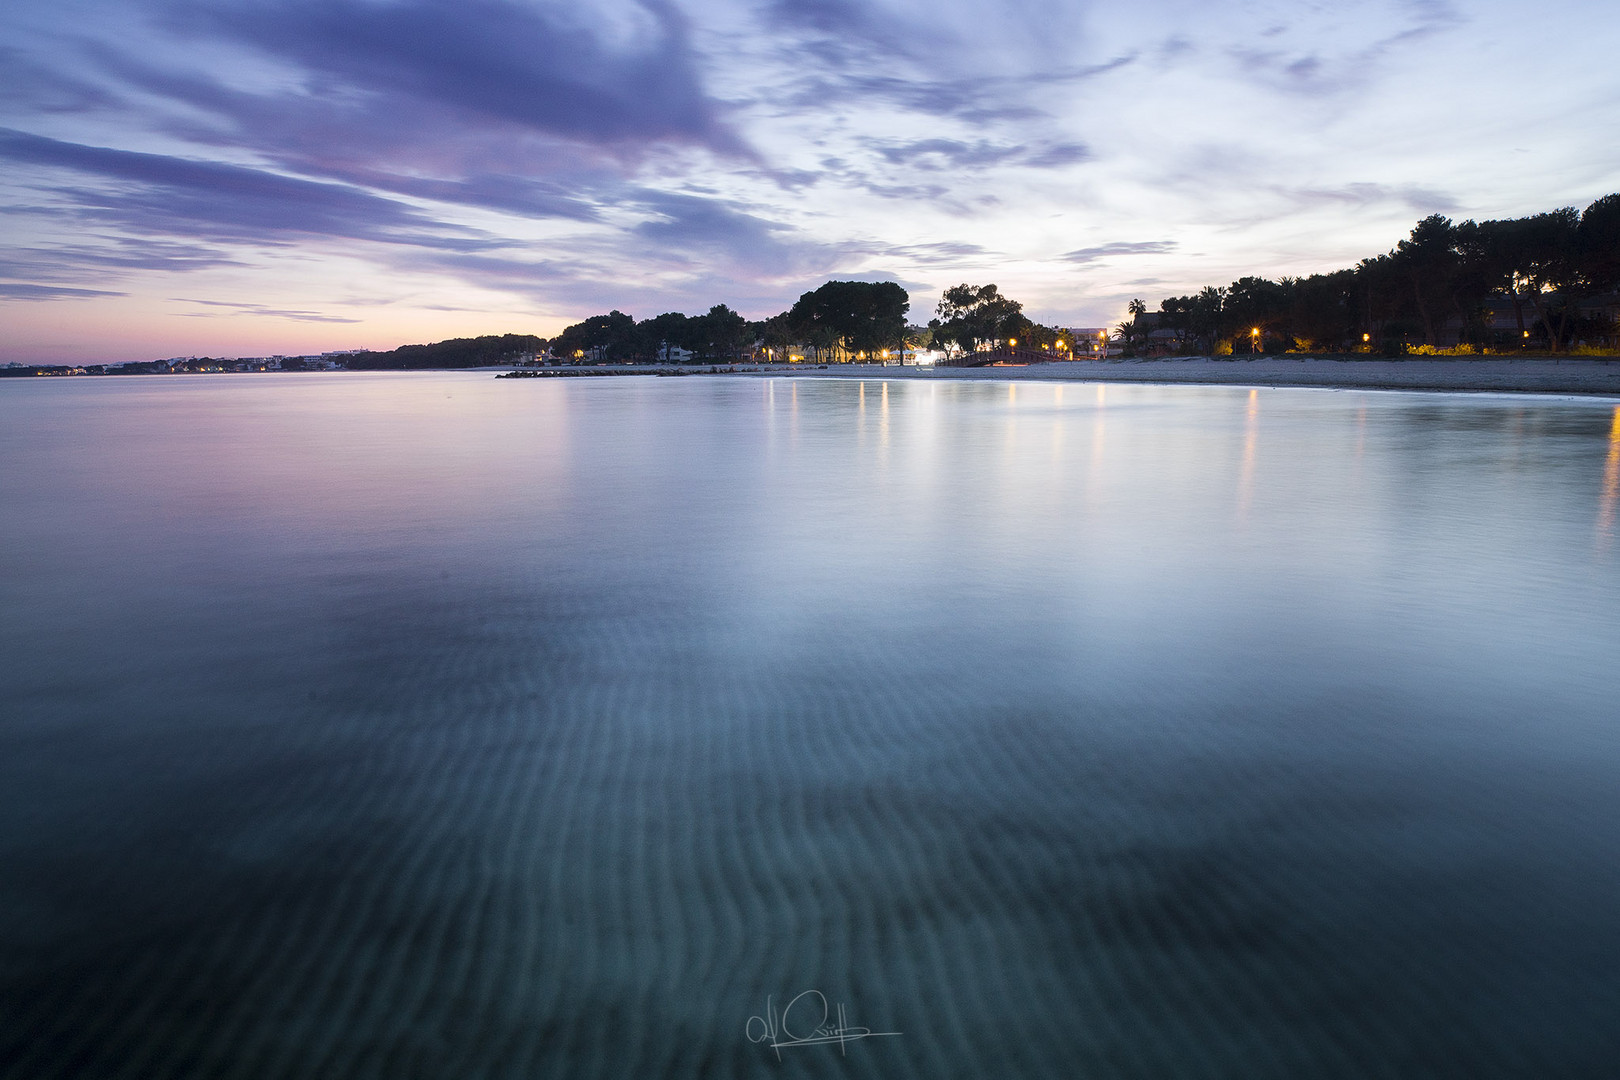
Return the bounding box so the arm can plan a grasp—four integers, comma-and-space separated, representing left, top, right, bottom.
544, 280, 912, 364
335, 279, 1089, 370
344, 334, 550, 369
925, 283, 1077, 355
1125, 194, 1620, 355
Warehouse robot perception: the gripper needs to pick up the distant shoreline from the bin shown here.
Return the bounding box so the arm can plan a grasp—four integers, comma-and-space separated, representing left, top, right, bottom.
10, 356, 1620, 399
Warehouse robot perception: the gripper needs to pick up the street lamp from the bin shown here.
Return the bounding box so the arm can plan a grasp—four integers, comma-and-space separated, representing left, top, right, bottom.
1250, 327, 1260, 353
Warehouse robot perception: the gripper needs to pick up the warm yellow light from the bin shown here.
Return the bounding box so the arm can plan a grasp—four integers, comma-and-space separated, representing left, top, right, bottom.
1251, 327, 1259, 336
1008, 338, 1017, 347
1524, 330, 1530, 338
1363, 333, 1370, 343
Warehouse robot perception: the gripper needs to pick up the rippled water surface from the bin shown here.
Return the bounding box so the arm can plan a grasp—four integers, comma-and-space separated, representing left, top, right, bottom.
3, 371, 1620, 1078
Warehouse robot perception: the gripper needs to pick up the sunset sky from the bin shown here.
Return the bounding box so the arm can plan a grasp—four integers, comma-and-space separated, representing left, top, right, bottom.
4, 0, 1619, 363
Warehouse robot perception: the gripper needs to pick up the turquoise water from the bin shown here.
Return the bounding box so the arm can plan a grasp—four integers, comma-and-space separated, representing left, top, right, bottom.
2, 371, 1619, 1078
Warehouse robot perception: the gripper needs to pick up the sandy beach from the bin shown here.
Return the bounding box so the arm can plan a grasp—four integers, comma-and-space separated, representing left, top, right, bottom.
780, 357, 1620, 397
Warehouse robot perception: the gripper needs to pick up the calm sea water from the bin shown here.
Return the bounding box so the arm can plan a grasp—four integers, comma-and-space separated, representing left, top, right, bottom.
3, 371, 1619, 1079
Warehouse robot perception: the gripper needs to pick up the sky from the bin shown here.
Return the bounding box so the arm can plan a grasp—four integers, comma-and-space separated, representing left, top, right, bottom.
3, 0, 1619, 363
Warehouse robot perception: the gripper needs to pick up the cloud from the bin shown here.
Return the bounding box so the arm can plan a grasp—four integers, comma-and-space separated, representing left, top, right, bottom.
171, 298, 362, 323
165, 0, 739, 154
630, 190, 828, 274
0, 47, 123, 115
870, 138, 1091, 171
0, 127, 497, 250
1025, 143, 1093, 168
1272, 183, 1458, 215
756, 0, 944, 67
1062, 241, 1177, 264
0, 238, 240, 282
864, 241, 991, 264
0, 283, 127, 300
1226, 0, 1466, 97
786, 72, 1046, 123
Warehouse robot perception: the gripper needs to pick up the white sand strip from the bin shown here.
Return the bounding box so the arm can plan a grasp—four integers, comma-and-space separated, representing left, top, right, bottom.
776, 357, 1620, 397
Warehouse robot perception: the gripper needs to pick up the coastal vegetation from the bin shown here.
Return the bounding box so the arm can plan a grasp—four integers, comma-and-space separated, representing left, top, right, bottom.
1123, 194, 1620, 355
543, 281, 912, 364
344, 334, 550, 369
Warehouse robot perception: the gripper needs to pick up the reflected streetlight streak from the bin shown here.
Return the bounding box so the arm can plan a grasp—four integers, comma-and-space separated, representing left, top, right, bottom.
880, 382, 890, 452
1600, 405, 1620, 546
1006, 381, 1018, 454
1087, 384, 1107, 507
1239, 388, 1259, 516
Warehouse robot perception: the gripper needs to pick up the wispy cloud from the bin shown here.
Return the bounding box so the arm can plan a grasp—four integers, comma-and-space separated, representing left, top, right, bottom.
0, 282, 127, 300
171, 298, 362, 322
166, 0, 739, 151
1062, 241, 1177, 264
868, 138, 1091, 171
0, 128, 499, 250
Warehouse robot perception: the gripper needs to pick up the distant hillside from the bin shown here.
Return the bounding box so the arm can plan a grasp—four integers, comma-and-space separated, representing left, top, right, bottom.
344, 334, 548, 370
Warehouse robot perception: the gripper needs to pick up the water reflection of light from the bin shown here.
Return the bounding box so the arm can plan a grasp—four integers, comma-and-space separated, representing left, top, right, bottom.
880, 382, 890, 450
1600, 406, 1620, 546
1239, 388, 1259, 515
1087, 386, 1106, 505
1006, 381, 1018, 453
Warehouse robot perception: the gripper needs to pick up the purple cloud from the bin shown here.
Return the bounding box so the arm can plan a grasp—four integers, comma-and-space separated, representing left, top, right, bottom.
0, 128, 497, 250
1061, 241, 1178, 264
166, 0, 738, 153
0, 283, 126, 300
